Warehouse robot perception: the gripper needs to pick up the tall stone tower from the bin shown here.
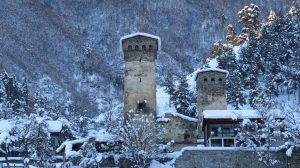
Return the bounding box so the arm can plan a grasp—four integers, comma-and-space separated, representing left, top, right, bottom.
195, 68, 228, 137
120, 33, 161, 118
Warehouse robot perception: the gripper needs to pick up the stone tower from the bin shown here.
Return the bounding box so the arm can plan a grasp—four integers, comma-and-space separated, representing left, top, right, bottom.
120, 33, 161, 118
195, 68, 228, 137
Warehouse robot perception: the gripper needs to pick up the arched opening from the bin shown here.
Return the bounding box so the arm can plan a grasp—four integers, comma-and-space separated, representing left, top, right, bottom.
218, 78, 223, 82
135, 45, 139, 50
142, 45, 146, 50
128, 45, 132, 50
211, 78, 215, 82
204, 78, 208, 82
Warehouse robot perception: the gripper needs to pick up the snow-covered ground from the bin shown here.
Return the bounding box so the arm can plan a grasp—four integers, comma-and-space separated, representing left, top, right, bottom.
156, 87, 176, 117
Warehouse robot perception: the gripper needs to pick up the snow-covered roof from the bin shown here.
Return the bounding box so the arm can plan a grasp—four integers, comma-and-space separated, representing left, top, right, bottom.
56, 129, 119, 158
195, 68, 229, 81
165, 112, 198, 122
0, 119, 63, 133
46, 121, 63, 133
203, 110, 260, 120
120, 32, 161, 50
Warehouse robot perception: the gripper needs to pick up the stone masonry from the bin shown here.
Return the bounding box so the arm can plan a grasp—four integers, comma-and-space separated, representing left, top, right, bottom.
121, 34, 159, 118
175, 149, 292, 168
195, 69, 227, 137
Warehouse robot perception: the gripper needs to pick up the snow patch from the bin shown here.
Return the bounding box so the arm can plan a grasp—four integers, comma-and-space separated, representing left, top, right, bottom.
165, 112, 197, 122
208, 58, 218, 68
46, 121, 63, 133
156, 87, 176, 117
0, 120, 12, 132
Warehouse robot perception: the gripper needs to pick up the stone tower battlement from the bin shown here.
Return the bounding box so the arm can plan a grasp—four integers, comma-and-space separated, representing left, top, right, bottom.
121, 33, 161, 118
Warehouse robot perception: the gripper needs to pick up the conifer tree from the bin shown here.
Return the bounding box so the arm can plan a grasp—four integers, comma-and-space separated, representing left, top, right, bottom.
163, 73, 176, 107
227, 70, 246, 109
226, 24, 237, 46
238, 3, 260, 38
173, 77, 194, 117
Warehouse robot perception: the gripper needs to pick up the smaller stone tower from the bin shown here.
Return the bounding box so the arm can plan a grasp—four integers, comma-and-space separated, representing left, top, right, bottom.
195, 68, 228, 137
121, 33, 161, 118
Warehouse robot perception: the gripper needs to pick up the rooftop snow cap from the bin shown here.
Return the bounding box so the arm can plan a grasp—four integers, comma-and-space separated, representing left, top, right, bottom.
120, 32, 161, 51
194, 67, 229, 81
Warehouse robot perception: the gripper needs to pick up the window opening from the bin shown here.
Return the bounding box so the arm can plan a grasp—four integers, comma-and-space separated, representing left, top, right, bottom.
149, 45, 153, 50
128, 45, 132, 50
135, 45, 139, 50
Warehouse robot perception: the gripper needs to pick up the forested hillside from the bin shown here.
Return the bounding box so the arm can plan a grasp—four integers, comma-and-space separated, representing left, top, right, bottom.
0, 0, 290, 116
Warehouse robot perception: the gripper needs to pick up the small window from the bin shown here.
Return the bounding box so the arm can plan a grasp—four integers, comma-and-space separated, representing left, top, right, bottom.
137, 102, 144, 111
211, 78, 215, 82
149, 45, 153, 50
204, 78, 208, 82
139, 57, 142, 62
142, 45, 146, 50
139, 77, 142, 82
128, 45, 132, 50
218, 78, 222, 82
135, 45, 139, 50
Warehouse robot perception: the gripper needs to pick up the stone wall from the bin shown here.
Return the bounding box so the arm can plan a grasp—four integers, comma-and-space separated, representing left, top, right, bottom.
175, 148, 300, 168
158, 113, 198, 144
195, 70, 227, 138
122, 35, 158, 117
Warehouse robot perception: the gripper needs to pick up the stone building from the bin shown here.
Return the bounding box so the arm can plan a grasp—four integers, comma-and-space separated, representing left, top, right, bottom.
121, 33, 198, 145
120, 33, 161, 118
195, 68, 228, 138
158, 112, 198, 145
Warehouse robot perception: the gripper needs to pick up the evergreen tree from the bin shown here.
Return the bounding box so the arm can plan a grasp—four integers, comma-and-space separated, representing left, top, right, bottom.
173, 77, 194, 117
163, 73, 176, 107
21, 115, 54, 167
32, 92, 49, 117
227, 70, 246, 109
238, 3, 260, 38
239, 39, 263, 90
217, 48, 237, 72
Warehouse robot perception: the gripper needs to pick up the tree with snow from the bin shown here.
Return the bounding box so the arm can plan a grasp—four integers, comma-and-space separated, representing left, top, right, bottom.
79, 138, 102, 168
163, 72, 176, 107
238, 3, 260, 38
116, 111, 165, 168
173, 77, 195, 117
226, 69, 246, 109
226, 24, 238, 46
279, 104, 300, 157
17, 115, 54, 167
237, 92, 283, 168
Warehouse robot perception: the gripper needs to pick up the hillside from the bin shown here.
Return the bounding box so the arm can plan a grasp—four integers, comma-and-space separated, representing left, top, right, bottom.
0, 0, 290, 115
